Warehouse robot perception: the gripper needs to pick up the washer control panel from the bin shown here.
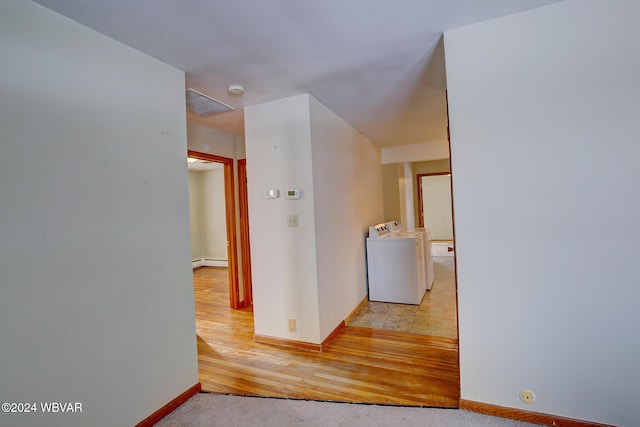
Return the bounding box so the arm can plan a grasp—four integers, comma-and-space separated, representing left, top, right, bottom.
368, 223, 390, 238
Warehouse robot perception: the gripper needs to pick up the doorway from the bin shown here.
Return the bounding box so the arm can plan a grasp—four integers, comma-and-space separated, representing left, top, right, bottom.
187, 150, 243, 308
348, 163, 457, 339
237, 159, 252, 308
417, 172, 454, 239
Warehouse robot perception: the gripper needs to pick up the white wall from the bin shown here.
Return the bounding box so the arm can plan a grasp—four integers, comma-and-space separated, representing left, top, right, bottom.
188, 171, 205, 259
188, 169, 227, 261
0, 2, 198, 427
421, 175, 453, 240
244, 94, 321, 342
201, 168, 228, 260
381, 140, 449, 164
245, 94, 384, 343
187, 124, 238, 159
309, 96, 384, 339
445, 1, 640, 425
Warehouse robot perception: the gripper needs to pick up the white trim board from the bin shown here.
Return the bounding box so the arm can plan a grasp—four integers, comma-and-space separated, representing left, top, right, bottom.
192, 258, 228, 269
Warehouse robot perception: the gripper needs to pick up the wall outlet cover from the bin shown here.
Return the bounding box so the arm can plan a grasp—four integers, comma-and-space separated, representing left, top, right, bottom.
519, 389, 535, 403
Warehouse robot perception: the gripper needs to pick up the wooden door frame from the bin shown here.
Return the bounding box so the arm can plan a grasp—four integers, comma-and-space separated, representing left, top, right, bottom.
187, 150, 241, 309
416, 171, 452, 229
237, 159, 252, 309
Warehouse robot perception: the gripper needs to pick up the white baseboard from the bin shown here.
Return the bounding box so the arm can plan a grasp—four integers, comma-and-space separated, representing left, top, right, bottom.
203, 258, 228, 267
192, 258, 228, 268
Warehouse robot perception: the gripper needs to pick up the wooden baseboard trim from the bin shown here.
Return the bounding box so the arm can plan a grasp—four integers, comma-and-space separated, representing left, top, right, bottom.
136, 382, 201, 427
459, 399, 613, 427
254, 321, 345, 353
255, 334, 323, 352
344, 296, 368, 324
321, 320, 345, 348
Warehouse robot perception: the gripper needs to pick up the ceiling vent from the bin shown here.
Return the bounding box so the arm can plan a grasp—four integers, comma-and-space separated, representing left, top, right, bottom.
186, 88, 233, 116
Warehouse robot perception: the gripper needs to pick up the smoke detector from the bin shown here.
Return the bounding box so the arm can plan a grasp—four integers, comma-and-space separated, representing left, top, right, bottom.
227, 84, 245, 95
186, 88, 233, 116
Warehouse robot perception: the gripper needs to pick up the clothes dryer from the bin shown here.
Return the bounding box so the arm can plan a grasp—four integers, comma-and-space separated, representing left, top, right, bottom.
386, 221, 434, 291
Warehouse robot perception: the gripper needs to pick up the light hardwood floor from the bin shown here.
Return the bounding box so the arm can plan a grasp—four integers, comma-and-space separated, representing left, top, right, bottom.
194, 267, 460, 407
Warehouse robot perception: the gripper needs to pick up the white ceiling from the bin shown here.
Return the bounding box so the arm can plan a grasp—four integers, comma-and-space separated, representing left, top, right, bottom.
33, 0, 562, 147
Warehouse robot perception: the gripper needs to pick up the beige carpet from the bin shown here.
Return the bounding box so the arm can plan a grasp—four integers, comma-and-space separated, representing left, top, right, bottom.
156, 393, 542, 427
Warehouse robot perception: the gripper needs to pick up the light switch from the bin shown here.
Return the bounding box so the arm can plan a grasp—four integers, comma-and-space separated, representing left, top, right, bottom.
264, 189, 280, 199
287, 214, 298, 227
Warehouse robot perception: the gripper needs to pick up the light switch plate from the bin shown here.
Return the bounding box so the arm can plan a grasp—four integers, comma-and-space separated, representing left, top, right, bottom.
264, 189, 280, 199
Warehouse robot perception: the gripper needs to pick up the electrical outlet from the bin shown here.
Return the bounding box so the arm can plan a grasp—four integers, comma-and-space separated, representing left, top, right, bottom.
519, 389, 535, 403
287, 214, 298, 227
288, 319, 297, 332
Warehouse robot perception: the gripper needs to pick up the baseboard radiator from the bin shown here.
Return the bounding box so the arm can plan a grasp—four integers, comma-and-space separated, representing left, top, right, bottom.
192, 258, 228, 268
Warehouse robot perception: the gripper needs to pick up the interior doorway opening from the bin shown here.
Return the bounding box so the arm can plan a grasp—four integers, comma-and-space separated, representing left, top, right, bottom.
417, 172, 454, 240
187, 150, 250, 309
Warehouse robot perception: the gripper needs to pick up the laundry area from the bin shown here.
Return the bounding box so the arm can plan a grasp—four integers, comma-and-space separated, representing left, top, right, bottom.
348, 218, 456, 339
365, 221, 434, 305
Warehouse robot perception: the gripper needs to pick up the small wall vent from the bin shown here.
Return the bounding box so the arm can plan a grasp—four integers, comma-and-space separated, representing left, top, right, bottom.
186, 88, 233, 116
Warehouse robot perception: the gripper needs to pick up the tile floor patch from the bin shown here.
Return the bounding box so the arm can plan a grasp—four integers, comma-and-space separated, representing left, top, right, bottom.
348, 249, 457, 339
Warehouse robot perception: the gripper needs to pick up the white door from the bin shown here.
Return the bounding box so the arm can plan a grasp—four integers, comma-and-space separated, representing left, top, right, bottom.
421, 174, 453, 240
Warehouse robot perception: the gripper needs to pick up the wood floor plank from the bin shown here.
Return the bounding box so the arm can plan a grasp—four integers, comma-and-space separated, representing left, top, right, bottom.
194, 267, 460, 407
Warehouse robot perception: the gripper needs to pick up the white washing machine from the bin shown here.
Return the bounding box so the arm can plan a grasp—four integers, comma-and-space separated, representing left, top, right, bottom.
366, 222, 427, 305
387, 220, 435, 291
